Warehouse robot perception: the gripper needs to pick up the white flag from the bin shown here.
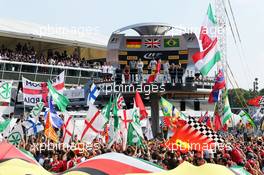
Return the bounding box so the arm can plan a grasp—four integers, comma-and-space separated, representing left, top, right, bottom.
144, 119, 153, 140
7, 122, 24, 146
0, 81, 12, 103
2, 118, 17, 138
62, 113, 74, 144
81, 104, 107, 143
23, 117, 44, 136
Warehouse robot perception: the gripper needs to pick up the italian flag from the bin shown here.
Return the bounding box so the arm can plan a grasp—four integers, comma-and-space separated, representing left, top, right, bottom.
238, 110, 256, 127
222, 93, 233, 125
192, 4, 221, 76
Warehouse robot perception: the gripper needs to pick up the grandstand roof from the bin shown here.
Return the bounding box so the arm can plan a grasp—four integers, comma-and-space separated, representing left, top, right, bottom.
0, 18, 108, 49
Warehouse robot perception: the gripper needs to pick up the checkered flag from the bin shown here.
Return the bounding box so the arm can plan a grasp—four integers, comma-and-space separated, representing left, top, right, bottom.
187, 116, 224, 144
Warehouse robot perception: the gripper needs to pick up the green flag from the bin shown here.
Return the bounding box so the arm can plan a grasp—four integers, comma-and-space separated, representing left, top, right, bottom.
160, 97, 187, 120
47, 81, 69, 112
0, 119, 11, 132
238, 110, 256, 127
30, 102, 44, 119
112, 96, 119, 131
101, 95, 112, 121
222, 90, 233, 124
127, 107, 144, 147
164, 38, 180, 48
0, 81, 12, 103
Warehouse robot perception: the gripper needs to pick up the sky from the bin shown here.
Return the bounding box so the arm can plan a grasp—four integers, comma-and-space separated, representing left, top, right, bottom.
0, 0, 263, 90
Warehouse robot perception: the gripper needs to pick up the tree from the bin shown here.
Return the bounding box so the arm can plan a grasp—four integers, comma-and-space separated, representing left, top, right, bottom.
228, 88, 256, 108
259, 88, 264, 96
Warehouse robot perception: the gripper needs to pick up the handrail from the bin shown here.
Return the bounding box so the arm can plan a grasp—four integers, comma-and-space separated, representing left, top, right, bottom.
0, 59, 102, 72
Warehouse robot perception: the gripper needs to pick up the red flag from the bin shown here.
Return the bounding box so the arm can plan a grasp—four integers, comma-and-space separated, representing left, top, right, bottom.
247, 96, 262, 107
206, 117, 212, 129
198, 111, 211, 128
135, 91, 148, 120
214, 111, 222, 132
222, 124, 228, 132
198, 111, 208, 123
147, 60, 161, 83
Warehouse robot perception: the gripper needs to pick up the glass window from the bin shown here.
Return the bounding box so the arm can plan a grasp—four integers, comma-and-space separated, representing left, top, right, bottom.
21, 65, 36, 73
37, 66, 52, 74
0, 63, 4, 70
52, 68, 65, 75
5, 63, 20, 72
67, 69, 80, 77
81, 70, 93, 77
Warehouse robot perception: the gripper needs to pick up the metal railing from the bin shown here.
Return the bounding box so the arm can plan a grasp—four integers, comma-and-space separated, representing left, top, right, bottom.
0, 60, 102, 84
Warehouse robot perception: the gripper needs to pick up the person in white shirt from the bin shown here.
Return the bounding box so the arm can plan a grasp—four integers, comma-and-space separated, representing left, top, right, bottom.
148, 58, 157, 74
102, 62, 108, 81
137, 58, 144, 82
107, 64, 115, 81
163, 60, 170, 83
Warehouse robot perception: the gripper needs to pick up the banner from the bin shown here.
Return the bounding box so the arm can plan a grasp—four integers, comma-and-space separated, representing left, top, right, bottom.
22, 72, 65, 106
0, 81, 12, 103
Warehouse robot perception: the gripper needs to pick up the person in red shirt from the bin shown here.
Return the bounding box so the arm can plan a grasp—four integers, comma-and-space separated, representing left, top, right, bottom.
50, 154, 63, 173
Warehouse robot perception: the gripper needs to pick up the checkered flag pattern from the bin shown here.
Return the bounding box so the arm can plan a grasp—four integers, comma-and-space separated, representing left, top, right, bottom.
187, 116, 224, 144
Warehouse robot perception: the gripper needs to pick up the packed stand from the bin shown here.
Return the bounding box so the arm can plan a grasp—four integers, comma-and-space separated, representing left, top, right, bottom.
0, 42, 102, 69
14, 113, 264, 174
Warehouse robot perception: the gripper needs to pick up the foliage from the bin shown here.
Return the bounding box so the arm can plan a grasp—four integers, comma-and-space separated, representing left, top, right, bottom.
228, 88, 259, 108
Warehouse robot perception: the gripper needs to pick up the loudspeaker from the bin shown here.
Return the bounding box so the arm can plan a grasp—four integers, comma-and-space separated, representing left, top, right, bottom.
194, 101, 200, 111
180, 101, 185, 111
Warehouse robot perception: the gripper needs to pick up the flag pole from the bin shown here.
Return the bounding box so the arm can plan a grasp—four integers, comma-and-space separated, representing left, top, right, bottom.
72, 115, 76, 142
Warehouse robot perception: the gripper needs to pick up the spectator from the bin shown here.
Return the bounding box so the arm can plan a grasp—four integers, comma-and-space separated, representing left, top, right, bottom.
148, 58, 157, 74
102, 62, 108, 81
169, 63, 177, 85
177, 63, 184, 84
163, 60, 170, 83
137, 59, 144, 83
123, 65, 130, 83
129, 60, 137, 82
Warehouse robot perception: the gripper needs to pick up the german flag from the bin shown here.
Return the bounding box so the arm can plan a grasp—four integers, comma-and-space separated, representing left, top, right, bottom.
126, 39, 142, 48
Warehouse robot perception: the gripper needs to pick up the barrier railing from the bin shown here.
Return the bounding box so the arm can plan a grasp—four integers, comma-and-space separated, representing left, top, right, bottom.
0, 60, 102, 84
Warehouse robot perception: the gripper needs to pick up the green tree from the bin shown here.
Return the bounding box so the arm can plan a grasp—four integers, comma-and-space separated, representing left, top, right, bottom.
228, 88, 257, 108
259, 88, 264, 96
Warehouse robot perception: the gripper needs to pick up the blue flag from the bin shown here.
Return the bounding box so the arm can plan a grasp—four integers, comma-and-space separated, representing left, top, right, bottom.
87, 83, 100, 105
45, 96, 64, 128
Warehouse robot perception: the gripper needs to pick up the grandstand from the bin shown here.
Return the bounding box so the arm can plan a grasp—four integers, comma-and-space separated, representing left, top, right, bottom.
0, 18, 108, 84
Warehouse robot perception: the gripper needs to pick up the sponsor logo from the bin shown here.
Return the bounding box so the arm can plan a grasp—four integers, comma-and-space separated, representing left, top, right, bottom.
143, 52, 162, 60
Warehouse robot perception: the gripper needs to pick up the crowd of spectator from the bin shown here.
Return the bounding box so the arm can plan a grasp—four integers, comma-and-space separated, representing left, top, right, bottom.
0, 42, 102, 68
17, 123, 264, 174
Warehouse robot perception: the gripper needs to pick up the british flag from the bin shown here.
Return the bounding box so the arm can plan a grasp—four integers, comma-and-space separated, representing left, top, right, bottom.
144, 38, 161, 48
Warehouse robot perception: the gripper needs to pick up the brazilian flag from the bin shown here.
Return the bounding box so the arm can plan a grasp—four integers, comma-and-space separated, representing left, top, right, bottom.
164, 38, 179, 47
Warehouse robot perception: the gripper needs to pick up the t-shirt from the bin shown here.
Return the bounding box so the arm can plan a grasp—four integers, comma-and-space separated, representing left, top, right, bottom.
163, 62, 170, 71
149, 60, 157, 70
50, 160, 63, 172
102, 65, 108, 73
108, 66, 114, 74
129, 61, 136, 69
137, 61, 144, 70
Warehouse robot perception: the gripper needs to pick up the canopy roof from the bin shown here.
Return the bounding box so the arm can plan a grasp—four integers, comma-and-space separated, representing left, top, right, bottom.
113, 23, 185, 36
0, 18, 108, 49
